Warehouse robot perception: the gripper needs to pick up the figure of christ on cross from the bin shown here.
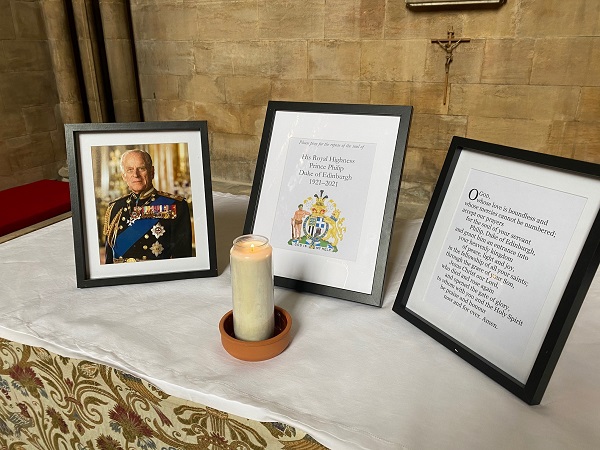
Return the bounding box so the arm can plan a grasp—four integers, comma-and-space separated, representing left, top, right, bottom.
431, 27, 471, 105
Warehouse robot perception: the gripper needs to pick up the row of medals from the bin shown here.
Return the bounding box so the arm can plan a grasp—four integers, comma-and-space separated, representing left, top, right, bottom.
121, 196, 174, 259
126, 196, 176, 227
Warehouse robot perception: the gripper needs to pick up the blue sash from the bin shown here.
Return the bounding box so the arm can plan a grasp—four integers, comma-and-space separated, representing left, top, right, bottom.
112, 197, 175, 258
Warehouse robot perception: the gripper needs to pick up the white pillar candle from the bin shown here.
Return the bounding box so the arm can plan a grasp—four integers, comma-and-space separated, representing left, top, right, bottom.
230, 235, 275, 341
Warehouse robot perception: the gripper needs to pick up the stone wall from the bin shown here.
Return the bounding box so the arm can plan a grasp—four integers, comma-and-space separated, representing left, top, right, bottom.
132, 0, 600, 216
0, 0, 137, 191
0, 0, 66, 190
1, 1, 598, 216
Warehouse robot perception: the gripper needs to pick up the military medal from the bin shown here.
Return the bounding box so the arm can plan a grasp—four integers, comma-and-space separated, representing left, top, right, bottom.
150, 241, 164, 257
128, 206, 142, 226
151, 222, 166, 239
140, 204, 177, 219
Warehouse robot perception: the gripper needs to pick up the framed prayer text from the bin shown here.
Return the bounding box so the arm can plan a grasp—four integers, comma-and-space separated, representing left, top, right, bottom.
393, 136, 600, 404
65, 121, 217, 287
244, 101, 412, 306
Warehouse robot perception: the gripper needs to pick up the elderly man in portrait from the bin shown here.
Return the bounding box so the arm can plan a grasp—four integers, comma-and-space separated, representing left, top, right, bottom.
103, 149, 193, 264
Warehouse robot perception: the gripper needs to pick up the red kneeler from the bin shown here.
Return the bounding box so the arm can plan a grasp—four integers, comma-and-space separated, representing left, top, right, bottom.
0, 180, 71, 237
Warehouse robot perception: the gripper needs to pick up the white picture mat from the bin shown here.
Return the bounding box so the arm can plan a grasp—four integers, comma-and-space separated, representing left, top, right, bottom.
406, 149, 600, 383
252, 111, 401, 294
268, 137, 376, 262
77, 130, 211, 279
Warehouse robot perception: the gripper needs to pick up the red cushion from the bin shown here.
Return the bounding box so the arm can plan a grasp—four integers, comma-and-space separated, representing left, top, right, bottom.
0, 180, 71, 237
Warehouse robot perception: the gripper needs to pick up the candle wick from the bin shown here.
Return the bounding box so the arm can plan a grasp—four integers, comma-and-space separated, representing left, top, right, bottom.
250, 244, 254, 252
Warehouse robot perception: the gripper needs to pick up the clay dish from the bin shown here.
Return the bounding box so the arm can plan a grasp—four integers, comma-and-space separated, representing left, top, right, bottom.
219, 306, 292, 361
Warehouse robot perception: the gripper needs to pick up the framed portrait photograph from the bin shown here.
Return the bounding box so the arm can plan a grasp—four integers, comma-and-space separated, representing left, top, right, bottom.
244, 101, 412, 307
65, 121, 217, 287
393, 137, 600, 404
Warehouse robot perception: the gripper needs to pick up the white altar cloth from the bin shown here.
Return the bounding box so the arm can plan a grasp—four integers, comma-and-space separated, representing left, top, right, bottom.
0, 192, 598, 449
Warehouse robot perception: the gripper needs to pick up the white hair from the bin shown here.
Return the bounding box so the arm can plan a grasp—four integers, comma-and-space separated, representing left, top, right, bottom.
120, 149, 153, 173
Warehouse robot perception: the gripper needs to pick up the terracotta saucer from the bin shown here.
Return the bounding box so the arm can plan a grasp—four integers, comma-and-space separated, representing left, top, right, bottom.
219, 306, 292, 361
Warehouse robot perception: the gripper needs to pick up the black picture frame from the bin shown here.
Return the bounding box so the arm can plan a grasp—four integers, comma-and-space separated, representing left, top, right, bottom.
244, 101, 412, 306
65, 121, 217, 287
393, 136, 600, 404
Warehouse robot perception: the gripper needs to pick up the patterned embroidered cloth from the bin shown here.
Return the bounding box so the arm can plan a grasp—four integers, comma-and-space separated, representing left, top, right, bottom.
0, 338, 326, 449
0, 192, 599, 449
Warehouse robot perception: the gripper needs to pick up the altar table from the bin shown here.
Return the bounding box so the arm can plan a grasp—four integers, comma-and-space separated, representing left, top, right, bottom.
0, 192, 598, 449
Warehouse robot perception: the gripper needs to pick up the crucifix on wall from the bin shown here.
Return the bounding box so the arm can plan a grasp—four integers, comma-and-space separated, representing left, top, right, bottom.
431, 27, 471, 105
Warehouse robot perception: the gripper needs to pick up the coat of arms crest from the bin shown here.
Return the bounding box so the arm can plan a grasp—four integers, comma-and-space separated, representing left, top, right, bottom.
288, 190, 347, 252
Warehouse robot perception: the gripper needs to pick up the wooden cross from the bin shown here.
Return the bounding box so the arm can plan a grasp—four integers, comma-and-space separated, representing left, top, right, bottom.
431, 27, 470, 105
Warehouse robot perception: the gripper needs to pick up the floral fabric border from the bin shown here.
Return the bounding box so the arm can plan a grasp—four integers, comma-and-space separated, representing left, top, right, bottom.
0, 338, 328, 450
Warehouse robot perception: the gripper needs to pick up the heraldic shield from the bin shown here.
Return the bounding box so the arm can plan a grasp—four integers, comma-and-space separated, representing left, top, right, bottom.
288, 190, 346, 252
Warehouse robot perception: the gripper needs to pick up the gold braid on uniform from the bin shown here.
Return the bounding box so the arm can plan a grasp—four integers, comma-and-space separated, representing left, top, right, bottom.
103, 202, 122, 248
156, 191, 185, 202
156, 191, 185, 219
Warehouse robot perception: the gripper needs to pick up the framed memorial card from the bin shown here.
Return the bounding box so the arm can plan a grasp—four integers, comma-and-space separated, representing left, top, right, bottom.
244, 101, 412, 306
393, 137, 600, 404
66, 121, 217, 288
